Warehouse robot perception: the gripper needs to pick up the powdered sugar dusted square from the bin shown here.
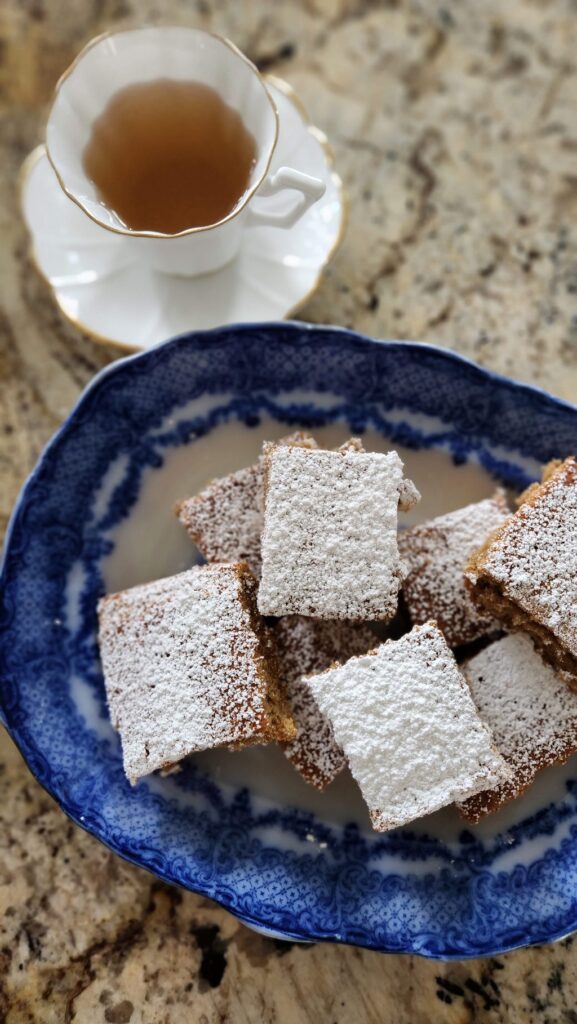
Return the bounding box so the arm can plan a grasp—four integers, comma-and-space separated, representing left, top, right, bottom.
306, 622, 510, 831
466, 457, 577, 676
175, 432, 318, 578
258, 445, 420, 620
398, 494, 510, 647
176, 464, 263, 576
98, 564, 294, 784
458, 633, 577, 822
274, 616, 377, 789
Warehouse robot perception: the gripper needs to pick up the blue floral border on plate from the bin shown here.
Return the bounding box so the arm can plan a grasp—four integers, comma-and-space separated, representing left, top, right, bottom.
2, 322, 577, 959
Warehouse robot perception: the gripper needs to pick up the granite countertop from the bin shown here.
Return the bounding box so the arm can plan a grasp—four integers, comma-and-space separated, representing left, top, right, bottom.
1, 0, 577, 1020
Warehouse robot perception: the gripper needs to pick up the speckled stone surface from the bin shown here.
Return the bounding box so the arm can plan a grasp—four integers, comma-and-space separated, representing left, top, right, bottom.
1, 0, 577, 1019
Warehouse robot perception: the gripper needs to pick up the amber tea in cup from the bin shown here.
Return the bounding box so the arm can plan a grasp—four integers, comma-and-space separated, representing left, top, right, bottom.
83, 78, 258, 234
48, 27, 325, 275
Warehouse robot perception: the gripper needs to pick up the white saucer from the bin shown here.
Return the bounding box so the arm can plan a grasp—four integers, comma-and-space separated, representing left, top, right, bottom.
20, 77, 345, 352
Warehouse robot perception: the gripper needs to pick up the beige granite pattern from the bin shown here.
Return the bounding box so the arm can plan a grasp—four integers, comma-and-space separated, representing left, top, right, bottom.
1, 0, 577, 1020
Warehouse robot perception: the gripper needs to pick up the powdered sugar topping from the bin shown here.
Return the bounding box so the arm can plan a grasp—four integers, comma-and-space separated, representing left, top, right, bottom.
306, 622, 510, 830
98, 565, 274, 783
398, 476, 421, 513
275, 616, 377, 789
177, 464, 263, 575
399, 494, 509, 646
258, 446, 419, 619
176, 432, 318, 577
470, 458, 577, 657
458, 633, 577, 818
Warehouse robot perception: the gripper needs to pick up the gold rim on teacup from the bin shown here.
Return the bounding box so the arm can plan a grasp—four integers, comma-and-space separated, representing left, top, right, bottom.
20, 75, 346, 351
45, 27, 280, 240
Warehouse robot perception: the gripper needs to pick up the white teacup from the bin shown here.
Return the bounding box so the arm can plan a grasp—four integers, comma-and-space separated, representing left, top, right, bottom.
45, 27, 326, 276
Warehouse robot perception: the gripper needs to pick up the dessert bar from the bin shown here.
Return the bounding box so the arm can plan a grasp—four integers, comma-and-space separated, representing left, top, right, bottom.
399, 494, 509, 647
458, 633, 577, 821
258, 443, 420, 619
98, 563, 295, 783
274, 615, 376, 789
306, 622, 509, 830
466, 457, 577, 677
175, 431, 317, 577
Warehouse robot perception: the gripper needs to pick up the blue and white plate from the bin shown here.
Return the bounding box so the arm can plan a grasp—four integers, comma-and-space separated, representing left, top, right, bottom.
2, 323, 577, 959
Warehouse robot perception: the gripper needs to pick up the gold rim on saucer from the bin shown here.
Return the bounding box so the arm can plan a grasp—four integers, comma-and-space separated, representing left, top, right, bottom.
266, 75, 348, 322
19, 76, 347, 354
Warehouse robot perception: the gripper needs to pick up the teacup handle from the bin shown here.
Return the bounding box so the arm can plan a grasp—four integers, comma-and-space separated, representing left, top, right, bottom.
247, 167, 326, 229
